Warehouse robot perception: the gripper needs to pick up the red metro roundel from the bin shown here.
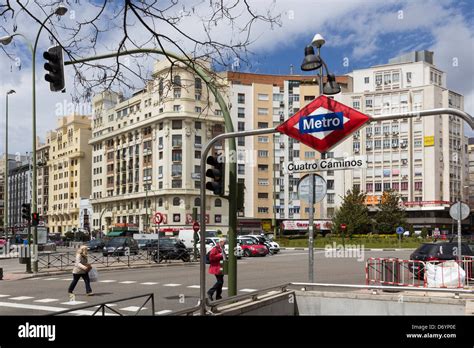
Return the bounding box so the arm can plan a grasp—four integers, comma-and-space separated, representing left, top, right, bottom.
276, 95, 371, 153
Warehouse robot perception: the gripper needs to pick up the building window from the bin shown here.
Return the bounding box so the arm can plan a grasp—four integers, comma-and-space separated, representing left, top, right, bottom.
257, 207, 269, 213
172, 179, 182, 188
327, 193, 335, 204
172, 135, 182, 147
257, 93, 269, 101
258, 192, 268, 199
173, 214, 181, 222
366, 183, 373, 192
383, 182, 391, 191
172, 150, 182, 162
415, 182, 423, 191
257, 122, 268, 128
173, 197, 181, 206
364, 77, 369, 84
195, 121, 201, 130
215, 214, 222, 223
173, 105, 181, 112
406, 72, 412, 83
238, 164, 245, 175
194, 151, 201, 159
257, 108, 269, 115
401, 182, 408, 191
171, 164, 182, 176
238, 122, 245, 132
238, 107, 245, 118
195, 106, 202, 114
237, 93, 245, 104
258, 150, 269, 158
172, 120, 182, 129
215, 199, 222, 207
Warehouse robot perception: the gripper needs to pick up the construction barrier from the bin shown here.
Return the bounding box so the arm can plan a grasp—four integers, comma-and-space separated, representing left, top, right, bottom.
366, 257, 474, 288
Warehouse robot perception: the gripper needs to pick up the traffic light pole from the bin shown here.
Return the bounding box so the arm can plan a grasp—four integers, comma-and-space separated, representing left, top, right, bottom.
199, 126, 278, 315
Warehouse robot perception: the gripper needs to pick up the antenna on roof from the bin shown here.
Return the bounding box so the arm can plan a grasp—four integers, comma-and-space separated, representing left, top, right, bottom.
290, 64, 294, 75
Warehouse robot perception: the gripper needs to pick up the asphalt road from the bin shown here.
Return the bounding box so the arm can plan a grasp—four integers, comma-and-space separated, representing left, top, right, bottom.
0, 249, 413, 316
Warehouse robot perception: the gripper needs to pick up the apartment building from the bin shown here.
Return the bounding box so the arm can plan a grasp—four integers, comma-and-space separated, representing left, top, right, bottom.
47, 115, 92, 234
7, 162, 32, 229
225, 72, 352, 234
468, 138, 474, 231
333, 50, 469, 233
1, 154, 29, 232
36, 137, 50, 227
89, 59, 228, 234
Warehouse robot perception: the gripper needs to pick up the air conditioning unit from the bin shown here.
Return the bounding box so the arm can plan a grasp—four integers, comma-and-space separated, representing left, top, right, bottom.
401, 143, 407, 148
384, 132, 390, 136
392, 144, 398, 148
354, 148, 360, 153
402, 159, 408, 164
367, 133, 372, 138
392, 131, 399, 135
366, 145, 372, 150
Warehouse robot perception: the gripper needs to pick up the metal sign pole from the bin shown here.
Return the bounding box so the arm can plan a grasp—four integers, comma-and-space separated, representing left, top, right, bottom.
458, 201, 462, 263
308, 174, 315, 283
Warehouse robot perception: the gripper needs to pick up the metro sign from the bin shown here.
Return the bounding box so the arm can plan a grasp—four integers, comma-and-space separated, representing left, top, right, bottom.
276, 95, 371, 153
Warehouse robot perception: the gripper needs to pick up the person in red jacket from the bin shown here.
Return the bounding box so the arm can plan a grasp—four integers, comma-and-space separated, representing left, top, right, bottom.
207, 238, 226, 301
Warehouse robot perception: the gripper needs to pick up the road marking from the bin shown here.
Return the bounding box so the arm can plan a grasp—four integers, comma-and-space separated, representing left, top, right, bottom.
99, 280, 117, 283
43, 277, 60, 280
163, 283, 181, 287
60, 278, 71, 281
0, 295, 11, 298
239, 289, 257, 292
156, 310, 172, 315
187, 285, 200, 289
34, 298, 59, 303
94, 304, 117, 308
0, 301, 67, 312
120, 306, 148, 312
222, 287, 228, 290
60, 301, 87, 305
119, 281, 137, 284
10, 296, 34, 301
140, 282, 158, 285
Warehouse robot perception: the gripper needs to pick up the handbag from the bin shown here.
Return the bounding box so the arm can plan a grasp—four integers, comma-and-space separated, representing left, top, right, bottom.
88, 267, 99, 282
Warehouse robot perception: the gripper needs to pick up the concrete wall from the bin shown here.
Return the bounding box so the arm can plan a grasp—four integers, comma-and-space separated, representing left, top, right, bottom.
295, 290, 468, 315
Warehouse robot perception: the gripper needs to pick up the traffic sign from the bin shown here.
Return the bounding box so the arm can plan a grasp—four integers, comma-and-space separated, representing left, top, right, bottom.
396, 226, 404, 235
276, 95, 371, 153
297, 174, 327, 203
449, 202, 470, 221
153, 212, 163, 225
285, 155, 367, 174
193, 221, 200, 233
340, 224, 347, 230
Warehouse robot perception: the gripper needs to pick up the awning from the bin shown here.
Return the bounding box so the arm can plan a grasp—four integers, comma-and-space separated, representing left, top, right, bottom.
107, 231, 123, 237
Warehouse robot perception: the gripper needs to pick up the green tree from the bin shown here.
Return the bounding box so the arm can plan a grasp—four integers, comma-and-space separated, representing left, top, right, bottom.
375, 190, 407, 234
331, 188, 370, 239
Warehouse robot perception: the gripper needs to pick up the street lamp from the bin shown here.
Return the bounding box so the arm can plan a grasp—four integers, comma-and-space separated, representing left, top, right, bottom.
300, 33, 341, 283
0, 5, 68, 273
3, 89, 15, 241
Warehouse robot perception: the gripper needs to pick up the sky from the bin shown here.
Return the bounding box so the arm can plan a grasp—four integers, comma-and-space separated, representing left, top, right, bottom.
0, 0, 473, 155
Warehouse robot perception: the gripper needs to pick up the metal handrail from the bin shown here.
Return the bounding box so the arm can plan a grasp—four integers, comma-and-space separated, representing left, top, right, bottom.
49, 293, 155, 316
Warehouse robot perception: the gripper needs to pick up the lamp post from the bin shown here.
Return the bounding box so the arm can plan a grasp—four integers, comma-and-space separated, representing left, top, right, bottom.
3, 90, 15, 241
300, 33, 341, 283
0, 5, 67, 273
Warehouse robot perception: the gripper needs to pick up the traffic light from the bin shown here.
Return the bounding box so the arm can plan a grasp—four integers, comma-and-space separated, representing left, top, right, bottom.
21, 203, 31, 222
205, 155, 225, 196
31, 212, 40, 227
43, 45, 65, 92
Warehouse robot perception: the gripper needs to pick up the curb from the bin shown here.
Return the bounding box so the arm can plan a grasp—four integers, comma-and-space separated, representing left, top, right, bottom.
4, 261, 200, 280
280, 247, 414, 251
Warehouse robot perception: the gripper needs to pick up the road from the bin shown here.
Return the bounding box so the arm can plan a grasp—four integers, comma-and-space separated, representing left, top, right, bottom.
0, 249, 412, 315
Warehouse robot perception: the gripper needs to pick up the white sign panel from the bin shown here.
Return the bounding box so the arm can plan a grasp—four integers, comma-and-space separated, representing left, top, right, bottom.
297, 174, 327, 203
286, 155, 367, 174
133, 233, 159, 240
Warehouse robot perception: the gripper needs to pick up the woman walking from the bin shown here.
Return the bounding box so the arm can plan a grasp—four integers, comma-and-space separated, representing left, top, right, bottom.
68, 245, 94, 297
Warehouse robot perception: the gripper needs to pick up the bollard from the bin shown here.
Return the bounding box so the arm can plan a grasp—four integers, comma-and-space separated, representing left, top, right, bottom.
0, 267, 3, 280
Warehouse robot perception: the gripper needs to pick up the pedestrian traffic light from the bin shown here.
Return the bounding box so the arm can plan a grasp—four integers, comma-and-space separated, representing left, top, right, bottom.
31, 212, 40, 227
21, 203, 31, 222
205, 155, 225, 196
43, 45, 65, 92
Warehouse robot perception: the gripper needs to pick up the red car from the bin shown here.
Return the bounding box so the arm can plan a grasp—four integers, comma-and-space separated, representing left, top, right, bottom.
237, 238, 268, 257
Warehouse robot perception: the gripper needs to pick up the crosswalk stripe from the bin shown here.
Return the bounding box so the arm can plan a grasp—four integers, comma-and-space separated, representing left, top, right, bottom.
119, 281, 137, 284
94, 304, 117, 308
34, 298, 59, 303
99, 280, 117, 283
163, 283, 181, 287
0, 295, 11, 298
120, 306, 147, 312
0, 301, 67, 312
10, 296, 34, 300
43, 277, 60, 280
239, 289, 257, 292
156, 310, 172, 315
187, 285, 200, 289
60, 301, 87, 305
140, 282, 158, 285
222, 287, 228, 290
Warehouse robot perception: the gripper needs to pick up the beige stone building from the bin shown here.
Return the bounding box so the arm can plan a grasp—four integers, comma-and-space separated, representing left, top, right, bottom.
36, 137, 51, 227
47, 115, 92, 234
89, 60, 228, 234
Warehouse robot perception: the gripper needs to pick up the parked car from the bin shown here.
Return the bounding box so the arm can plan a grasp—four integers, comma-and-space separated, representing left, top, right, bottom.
199, 237, 243, 259
241, 234, 280, 254
409, 242, 474, 277
237, 237, 269, 257
151, 237, 190, 263
86, 239, 105, 252
102, 237, 139, 256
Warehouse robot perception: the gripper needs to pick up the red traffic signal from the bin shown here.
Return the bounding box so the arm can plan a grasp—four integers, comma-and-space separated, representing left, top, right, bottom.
31, 212, 40, 227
